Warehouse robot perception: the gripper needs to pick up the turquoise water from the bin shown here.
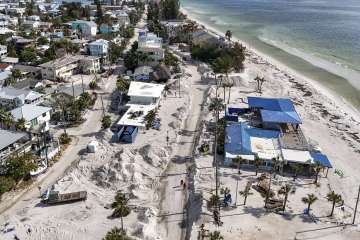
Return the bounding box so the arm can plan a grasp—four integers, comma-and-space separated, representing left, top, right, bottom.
181, 0, 360, 109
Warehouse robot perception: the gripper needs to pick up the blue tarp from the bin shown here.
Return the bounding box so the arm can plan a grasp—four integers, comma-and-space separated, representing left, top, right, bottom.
310, 152, 333, 168
225, 122, 280, 156
248, 97, 302, 124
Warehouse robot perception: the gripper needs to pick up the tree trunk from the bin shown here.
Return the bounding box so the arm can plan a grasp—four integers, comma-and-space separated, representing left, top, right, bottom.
227, 87, 231, 104
308, 203, 311, 214
223, 86, 226, 103
314, 172, 319, 184
283, 193, 288, 211
238, 161, 241, 174
121, 215, 124, 232
330, 201, 335, 217
244, 194, 247, 205
255, 168, 258, 176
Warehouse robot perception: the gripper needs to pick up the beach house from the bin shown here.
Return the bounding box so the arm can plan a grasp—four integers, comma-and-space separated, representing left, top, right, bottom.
10, 104, 52, 132
224, 96, 332, 172
0, 87, 43, 110
71, 20, 97, 39
137, 31, 164, 65
88, 39, 109, 57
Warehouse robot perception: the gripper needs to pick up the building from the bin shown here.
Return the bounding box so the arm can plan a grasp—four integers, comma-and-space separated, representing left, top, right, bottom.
114, 10, 130, 27
0, 87, 44, 110
88, 39, 109, 57
99, 23, 120, 34
10, 104, 52, 132
137, 31, 164, 64
127, 81, 165, 106
39, 55, 100, 81
224, 97, 333, 172
0, 129, 29, 163
191, 30, 221, 47
133, 66, 153, 81
71, 20, 97, 39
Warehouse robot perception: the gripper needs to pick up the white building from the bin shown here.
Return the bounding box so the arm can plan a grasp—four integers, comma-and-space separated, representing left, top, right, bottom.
0, 87, 43, 110
115, 10, 130, 27
71, 20, 97, 39
88, 39, 109, 57
11, 104, 52, 131
137, 31, 164, 64
127, 81, 165, 106
39, 55, 100, 81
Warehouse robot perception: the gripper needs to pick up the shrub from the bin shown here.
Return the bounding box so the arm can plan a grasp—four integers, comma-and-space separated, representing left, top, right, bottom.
59, 132, 71, 144
102, 115, 112, 129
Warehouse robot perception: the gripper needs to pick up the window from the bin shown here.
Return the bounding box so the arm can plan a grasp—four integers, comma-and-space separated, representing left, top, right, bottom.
42, 112, 47, 117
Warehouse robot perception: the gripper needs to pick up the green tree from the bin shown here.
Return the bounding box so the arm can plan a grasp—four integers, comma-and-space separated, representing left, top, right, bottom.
95, 0, 104, 23
15, 118, 26, 131
302, 193, 318, 215
0, 109, 14, 128
116, 76, 130, 93
20, 48, 37, 63
312, 161, 324, 184
253, 155, 264, 176
0, 176, 15, 198
103, 227, 132, 240
89, 80, 98, 90
111, 191, 131, 232
290, 163, 303, 181
209, 231, 224, 240
233, 156, 244, 174
5, 153, 36, 182
109, 43, 124, 64
239, 184, 253, 205
102, 115, 112, 129
37, 36, 49, 45
161, 0, 180, 20
144, 110, 156, 130
327, 191, 342, 217
11, 69, 22, 81
278, 184, 295, 211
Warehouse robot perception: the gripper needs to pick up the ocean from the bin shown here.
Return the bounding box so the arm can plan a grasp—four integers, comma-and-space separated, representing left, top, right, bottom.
181, 0, 360, 110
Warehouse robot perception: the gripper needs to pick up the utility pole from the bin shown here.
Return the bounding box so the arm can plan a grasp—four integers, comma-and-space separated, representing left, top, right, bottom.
353, 185, 360, 225
234, 178, 239, 207
100, 95, 105, 117
72, 81, 75, 99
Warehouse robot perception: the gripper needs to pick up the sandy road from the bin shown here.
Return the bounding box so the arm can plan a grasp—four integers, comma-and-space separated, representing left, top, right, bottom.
158, 64, 208, 240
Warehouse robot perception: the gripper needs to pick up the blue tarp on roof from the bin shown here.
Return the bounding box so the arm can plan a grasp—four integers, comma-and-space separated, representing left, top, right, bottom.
310, 152, 333, 168
225, 122, 280, 156
248, 97, 302, 124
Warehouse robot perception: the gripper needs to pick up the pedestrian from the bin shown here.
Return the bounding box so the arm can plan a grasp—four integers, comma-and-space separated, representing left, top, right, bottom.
183, 182, 187, 190
180, 179, 184, 186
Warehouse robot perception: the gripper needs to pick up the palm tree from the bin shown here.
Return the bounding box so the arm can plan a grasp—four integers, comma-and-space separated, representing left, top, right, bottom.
312, 161, 324, 184
239, 184, 253, 205
15, 118, 26, 131
226, 79, 234, 104
213, 56, 234, 102
290, 163, 303, 181
302, 193, 318, 215
208, 97, 225, 114
253, 155, 264, 176
111, 191, 131, 232
116, 76, 130, 93
0, 109, 14, 129
225, 30, 232, 41
254, 76, 266, 93
103, 227, 132, 240
327, 191, 342, 217
278, 184, 294, 211
209, 231, 224, 240
271, 156, 282, 176
233, 156, 244, 174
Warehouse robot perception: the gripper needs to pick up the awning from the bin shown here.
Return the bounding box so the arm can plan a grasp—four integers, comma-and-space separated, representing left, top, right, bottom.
310, 152, 332, 168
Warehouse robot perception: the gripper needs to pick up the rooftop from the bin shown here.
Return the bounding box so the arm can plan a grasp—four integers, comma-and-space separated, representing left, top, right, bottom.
248, 96, 302, 124
127, 81, 164, 99
39, 55, 99, 68
11, 104, 51, 121
117, 104, 155, 128
0, 129, 27, 151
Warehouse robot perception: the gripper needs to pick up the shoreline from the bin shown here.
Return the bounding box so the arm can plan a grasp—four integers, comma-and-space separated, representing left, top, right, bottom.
180, 6, 360, 122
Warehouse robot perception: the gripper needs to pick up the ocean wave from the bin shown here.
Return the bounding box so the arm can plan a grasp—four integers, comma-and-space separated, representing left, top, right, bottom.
258, 36, 360, 91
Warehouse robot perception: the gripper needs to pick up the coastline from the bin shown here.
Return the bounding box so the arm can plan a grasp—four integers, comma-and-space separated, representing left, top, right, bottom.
180, 6, 360, 122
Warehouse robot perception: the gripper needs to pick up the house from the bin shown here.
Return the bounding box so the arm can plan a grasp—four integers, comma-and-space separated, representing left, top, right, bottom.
137, 31, 164, 64
160, 20, 185, 39
114, 10, 130, 27
1, 56, 19, 64
127, 81, 165, 106
12, 64, 41, 79
0, 44, 7, 58
39, 55, 100, 81
99, 23, 120, 34
0, 129, 29, 164
224, 97, 333, 172
10, 104, 52, 132
191, 30, 221, 47
9, 37, 35, 51
0, 63, 12, 72
133, 66, 153, 81
151, 64, 171, 82
88, 39, 109, 57
0, 87, 43, 110
71, 20, 97, 39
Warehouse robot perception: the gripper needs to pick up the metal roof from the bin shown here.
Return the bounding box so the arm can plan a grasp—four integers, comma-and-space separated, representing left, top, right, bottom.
248, 97, 302, 124
310, 152, 332, 168
11, 104, 51, 121
0, 129, 27, 151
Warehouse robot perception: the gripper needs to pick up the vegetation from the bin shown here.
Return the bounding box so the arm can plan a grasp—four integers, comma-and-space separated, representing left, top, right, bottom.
103, 227, 133, 240
254, 76, 266, 94
312, 161, 324, 184
164, 49, 179, 67
59, 132, 71, 145
208, 194, 221, 209
327, 191, 342, 217
253, 155, 264, 176
89, 80, 98, 90
302, 193, 318, 214
109, 42, 125, 64
290, 163, 303, 181
239, 184, 253, 205
116, 76, 130, 93
5, 153, 36, 182
0, 108, 14, 128
0, 176, 15, 198
278, 184, 295, 211
209, 231, 224, 240
15, 118, 26, 131
144, 110, 156, 130
20, 47, 37, 64
102, 115, 112, 129
111, 191, 131, 231
233, 156, 244, 174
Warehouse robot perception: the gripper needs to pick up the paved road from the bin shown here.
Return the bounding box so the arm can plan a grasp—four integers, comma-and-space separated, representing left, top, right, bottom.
159, 64, 208, 240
